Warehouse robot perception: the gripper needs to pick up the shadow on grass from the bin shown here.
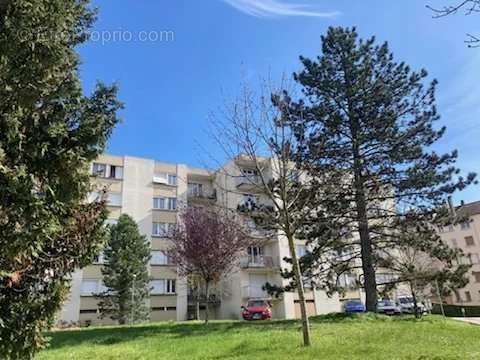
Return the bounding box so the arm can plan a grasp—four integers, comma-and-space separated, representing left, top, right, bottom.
44, 313, 442, 351
45, 319, 300, 350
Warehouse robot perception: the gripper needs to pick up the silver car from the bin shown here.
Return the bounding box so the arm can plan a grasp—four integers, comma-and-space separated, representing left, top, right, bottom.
397, 297, 426, 314
377, 300, 402, 315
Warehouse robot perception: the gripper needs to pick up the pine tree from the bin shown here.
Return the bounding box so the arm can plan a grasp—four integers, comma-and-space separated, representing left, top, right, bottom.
0, 1, 121, 358
280, 27, 476, 312
97, 214, 151, 324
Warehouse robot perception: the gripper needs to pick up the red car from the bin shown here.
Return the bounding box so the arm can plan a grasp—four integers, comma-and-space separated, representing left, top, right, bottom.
242, 299, 272, 320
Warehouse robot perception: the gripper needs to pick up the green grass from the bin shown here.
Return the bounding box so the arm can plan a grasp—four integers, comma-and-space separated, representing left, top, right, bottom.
38, 314, 480, 360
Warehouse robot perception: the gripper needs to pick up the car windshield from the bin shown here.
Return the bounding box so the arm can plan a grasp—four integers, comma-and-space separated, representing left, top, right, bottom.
379, 300, 394, 306
247, 300, 266, 307
347, 301, 362, 306
399, 297, 413, 304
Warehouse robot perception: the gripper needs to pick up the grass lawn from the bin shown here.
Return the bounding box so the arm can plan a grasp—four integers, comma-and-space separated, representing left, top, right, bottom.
38, 314, 480, 360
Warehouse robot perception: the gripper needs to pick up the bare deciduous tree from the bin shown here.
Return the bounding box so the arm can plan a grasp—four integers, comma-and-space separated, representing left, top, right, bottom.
209, 79, 318, 346
427, 1, 480, 46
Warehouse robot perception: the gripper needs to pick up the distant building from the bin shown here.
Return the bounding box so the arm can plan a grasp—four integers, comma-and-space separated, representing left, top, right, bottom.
59, 154, 342, 326
437, 200, 480, 306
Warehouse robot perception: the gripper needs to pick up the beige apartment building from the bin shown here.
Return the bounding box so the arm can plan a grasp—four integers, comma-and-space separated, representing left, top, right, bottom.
59, 154, 342, 325
437, 200, 480, 306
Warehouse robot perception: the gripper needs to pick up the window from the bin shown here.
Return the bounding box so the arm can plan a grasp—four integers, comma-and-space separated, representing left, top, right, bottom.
92, 163, 107, 177
150, 280, 165, 295
465, 291, 472, 302
79, 309, 98, 314
153, 173, 177, 186
461, 221, 471, 230
473, 272, 480, 283
247, 246, 264, 264
168, 174, 177, 186
188, 183, 203, 197
166, 279, 176, 294
108, 165, 124, 180
81, 280, 99, 296
296, 245, 307, 258
153, 197, 176, 210
465, 236, 475, 247
107, 192, 122, 207
150, 279, 176, 295
152, 222, 175, 237
151, 251, 168, 265
153, 197, 165, 209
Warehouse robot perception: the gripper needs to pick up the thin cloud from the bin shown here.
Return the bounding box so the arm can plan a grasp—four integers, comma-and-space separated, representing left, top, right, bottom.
223, 0, 340, 18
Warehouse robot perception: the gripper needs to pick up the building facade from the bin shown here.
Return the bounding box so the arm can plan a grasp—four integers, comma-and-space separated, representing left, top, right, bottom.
437, 201, 480, 306
59, 154, 342, 325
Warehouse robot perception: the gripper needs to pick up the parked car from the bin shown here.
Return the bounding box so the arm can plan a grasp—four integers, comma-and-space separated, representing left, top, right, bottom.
344, 300, 366, 314
377, 300, 402, 315
397, 296, 426, 314
241, 299, 272, 320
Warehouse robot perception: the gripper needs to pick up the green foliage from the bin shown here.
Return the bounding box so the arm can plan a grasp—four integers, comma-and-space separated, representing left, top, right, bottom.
0, 0, 121, 358
96, 214, 151, 325
275, 27, 476, 310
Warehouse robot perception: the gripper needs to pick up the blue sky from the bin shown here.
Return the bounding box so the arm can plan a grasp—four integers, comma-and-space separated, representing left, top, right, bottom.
80, 0, 479, 203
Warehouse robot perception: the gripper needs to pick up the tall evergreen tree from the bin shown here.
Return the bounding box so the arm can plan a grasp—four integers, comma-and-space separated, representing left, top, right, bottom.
280, 27, 476, 311
96, 214, 151, 324
0, 1, 121, 358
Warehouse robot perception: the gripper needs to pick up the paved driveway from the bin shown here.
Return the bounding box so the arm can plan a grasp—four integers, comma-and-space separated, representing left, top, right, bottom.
453, 317, 480, 325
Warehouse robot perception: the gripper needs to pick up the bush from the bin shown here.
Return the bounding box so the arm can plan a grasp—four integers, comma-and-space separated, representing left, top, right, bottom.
431, 303, 480, 317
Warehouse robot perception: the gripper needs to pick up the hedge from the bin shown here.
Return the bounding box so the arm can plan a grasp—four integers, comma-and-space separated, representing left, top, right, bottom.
431, 303, 480, 317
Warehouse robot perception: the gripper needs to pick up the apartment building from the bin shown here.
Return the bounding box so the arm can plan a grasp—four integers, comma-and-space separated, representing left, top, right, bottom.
58, 154, 342, 326
437, 200, 480, 306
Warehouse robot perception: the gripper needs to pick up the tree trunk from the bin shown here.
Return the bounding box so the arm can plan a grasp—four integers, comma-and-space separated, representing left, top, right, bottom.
287, 234, 311, 347
351, 122, 377, 312
204, 281, 210, 325
195, 299, 200, 321
410, 281, 420, 319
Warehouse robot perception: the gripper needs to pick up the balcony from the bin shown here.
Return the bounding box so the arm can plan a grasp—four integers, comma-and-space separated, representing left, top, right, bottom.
241, 285, 270, 299
235, 175, 261, 191
187, 189, 217, 203
240, 256, 277, 270
187, 292, 221, 306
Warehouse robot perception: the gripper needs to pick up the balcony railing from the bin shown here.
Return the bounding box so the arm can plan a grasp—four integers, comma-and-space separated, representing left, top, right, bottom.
241, 285, 270, 299
239, 256, 276, 269
187, 293, 221, 306
187, 189, 217, 202
235, 175, 261, 189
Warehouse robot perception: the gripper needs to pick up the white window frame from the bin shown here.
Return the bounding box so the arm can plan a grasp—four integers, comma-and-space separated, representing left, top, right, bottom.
188, 183, 203, 197
167, 174, 177, 186
153, 197, 166, 210
166, 279, 176, 294
107, 192, 122, 207
151, 250, 168, 265
152, 222, 175, 237
81, 280, 100, 296
92, 163, 107, 177
150, 279, 176, 295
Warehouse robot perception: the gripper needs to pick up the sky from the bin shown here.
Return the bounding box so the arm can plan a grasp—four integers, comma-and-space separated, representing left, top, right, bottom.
79, 0, 480, 204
